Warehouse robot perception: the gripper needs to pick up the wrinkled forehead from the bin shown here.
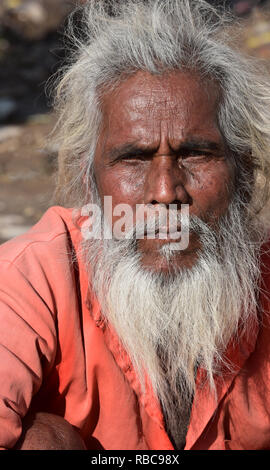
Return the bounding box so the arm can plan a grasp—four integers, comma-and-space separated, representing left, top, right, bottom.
98, 70, 221, 142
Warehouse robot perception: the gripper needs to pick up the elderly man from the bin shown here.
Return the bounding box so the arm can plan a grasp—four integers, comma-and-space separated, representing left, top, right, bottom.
1, 0, 270, 451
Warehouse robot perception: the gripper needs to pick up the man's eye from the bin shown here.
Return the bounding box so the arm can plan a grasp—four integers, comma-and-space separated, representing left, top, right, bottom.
119, 154, 149, 163
179, 151, 213, 162
123, 155, 141, 160
187, 150, 211, 157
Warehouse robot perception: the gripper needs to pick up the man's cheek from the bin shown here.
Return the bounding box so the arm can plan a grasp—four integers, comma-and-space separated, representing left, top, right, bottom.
191, 166, 232, 204
106, 173, 145, 207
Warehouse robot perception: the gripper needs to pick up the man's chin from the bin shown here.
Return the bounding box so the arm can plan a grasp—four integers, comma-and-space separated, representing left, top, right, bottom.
136, 238, 201, 274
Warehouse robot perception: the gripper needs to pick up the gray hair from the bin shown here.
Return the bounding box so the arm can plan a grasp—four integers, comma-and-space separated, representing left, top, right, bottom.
52, 0, 270, 219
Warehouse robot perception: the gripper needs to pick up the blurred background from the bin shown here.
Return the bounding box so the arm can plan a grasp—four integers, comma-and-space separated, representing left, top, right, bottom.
0, 0, 270, 244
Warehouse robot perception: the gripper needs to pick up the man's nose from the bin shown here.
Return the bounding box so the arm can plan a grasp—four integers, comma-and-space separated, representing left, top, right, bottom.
144, 155, 190, 205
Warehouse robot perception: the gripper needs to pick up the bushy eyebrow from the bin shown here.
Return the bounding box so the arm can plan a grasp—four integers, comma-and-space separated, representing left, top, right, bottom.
105, 138, 224, 161
105, 143, 156, 161
176, 139, 223, 153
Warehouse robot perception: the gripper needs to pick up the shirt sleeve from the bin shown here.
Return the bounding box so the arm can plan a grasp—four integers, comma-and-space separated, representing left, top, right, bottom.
0, 260, 57, 449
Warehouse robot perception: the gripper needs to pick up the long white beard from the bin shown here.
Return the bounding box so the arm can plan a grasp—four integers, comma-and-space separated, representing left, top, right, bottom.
79, 193, 263, 448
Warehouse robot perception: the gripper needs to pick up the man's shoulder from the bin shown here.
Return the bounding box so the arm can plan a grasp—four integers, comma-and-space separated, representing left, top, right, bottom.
0, 206, 85, 294
0, 205, 85, 316
0, 206, 80, 267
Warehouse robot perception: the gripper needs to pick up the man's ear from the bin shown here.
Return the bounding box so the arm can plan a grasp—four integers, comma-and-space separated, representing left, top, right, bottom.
80, 152, 93, 194
233, 150, 256, 204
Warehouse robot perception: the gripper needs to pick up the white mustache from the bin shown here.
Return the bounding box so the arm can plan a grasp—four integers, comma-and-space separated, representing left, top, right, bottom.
124, 208, 191, 239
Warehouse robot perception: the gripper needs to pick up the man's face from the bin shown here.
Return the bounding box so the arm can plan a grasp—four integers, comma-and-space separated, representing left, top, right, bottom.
93, 70, 234, 272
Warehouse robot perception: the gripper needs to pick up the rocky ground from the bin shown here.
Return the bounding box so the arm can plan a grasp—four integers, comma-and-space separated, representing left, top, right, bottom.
0, 113, 57, 243
0, 0, 75, 243
0, 0, 270, 244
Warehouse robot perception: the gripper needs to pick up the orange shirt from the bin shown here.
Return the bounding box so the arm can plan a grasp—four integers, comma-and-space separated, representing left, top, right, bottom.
0, 206, 270, 450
